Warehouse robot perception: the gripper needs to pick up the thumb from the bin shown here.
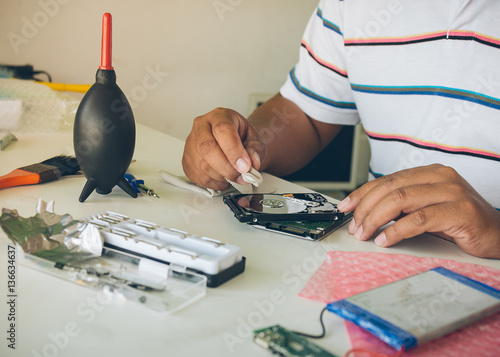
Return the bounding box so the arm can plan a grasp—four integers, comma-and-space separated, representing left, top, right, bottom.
243, 123, 266, 171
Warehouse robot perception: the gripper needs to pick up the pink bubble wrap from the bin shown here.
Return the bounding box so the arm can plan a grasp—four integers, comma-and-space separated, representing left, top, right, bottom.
299, 251, 500, 356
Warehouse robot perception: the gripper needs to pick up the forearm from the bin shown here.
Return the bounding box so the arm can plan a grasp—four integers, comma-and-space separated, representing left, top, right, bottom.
247, 93, 342, 176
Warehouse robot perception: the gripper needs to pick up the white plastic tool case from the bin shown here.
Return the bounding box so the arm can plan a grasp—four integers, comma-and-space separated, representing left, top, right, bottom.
19, 211, 245, 313
86, 211, 246, 288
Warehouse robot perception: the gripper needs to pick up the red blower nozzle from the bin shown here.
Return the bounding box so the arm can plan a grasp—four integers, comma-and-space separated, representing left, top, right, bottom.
99, 12, 113, 70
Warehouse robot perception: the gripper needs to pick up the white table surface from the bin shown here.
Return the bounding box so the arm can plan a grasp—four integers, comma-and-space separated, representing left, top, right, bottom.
1, 124, 499, 357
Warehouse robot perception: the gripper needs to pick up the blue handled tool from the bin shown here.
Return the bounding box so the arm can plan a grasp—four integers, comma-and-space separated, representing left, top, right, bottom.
124, 173, 160, 198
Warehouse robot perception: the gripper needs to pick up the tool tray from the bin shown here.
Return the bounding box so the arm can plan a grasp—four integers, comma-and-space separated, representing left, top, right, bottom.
85, 211, 246, 288
16, 211, 245, 313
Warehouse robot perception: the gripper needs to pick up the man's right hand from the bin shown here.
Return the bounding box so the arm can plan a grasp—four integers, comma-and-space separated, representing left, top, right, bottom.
182, 107, 266, 190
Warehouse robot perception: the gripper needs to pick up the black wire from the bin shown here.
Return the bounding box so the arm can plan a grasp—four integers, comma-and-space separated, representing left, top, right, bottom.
33, 70, 52, 82
292, 306, 328, 339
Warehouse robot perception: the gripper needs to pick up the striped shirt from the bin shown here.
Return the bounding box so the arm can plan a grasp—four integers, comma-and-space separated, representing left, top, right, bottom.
280, 0, 500, 208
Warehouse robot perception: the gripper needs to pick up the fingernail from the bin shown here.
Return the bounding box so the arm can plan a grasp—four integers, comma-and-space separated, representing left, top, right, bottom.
236, 158, 250, 174
337, 196, 350, 211
354, 225, 363, 240
251, 151, 261, 168
347, 218, 355, 234
374, 232, 387, 247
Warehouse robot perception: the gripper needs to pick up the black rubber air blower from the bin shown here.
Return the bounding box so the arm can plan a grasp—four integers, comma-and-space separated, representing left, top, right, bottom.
73, 13, 137, 203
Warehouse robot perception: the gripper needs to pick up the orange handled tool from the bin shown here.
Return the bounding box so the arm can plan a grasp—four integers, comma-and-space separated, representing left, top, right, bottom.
0, 155, 80, 189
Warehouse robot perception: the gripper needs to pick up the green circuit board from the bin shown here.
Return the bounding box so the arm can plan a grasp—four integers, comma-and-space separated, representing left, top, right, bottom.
252, 212, 352, 241
253, 325, 337, 357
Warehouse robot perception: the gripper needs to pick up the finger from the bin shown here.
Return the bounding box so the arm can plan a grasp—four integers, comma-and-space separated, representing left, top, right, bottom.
337, 180, 378, 212
182, 148, 231, 190
347, 165, 450, 234
191, 119, 241, 182
208, 110, 254, 175
184, 133, 227, 182
373, 202, 458, 248
243, 125, 266, 171
374, 204, 500, 259
339, 165, 446, 213
353, 182, 459, 241
247, 148, 262, 171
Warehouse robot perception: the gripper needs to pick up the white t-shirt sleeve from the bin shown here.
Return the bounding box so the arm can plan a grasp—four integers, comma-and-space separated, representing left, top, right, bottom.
280, 0, 360, 125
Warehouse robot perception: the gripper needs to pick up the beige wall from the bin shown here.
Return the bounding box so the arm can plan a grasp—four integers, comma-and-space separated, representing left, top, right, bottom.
0, 0, 317, 140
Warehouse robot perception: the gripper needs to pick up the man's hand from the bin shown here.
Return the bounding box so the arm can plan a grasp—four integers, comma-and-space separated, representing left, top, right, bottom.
182, 107, 265, 191
183, 94, 343, 190
337, 164, 500, 259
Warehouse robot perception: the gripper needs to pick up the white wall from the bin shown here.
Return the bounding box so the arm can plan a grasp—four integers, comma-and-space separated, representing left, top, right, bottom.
0, 0, 318, 140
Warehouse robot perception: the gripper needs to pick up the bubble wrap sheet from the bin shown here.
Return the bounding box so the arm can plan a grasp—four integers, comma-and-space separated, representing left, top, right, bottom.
299, 251, 500, 356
